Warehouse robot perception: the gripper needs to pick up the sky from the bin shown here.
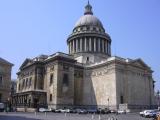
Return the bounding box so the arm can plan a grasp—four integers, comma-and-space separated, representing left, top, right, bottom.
0, 0, 159, 91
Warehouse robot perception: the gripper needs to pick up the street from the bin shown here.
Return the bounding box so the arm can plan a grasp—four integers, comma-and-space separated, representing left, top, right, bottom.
0, 112, 154, 120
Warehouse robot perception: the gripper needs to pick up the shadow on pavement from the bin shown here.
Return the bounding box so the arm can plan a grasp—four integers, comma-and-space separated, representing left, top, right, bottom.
0, 115, 40, 120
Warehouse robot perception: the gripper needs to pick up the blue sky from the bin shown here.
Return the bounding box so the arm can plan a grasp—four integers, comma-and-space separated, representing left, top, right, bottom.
0, 0, 159, 91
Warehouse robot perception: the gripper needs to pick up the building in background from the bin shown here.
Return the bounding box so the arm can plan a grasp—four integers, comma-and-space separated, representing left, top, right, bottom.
13, 2, 156, 111
11, 80, 17, 95
0, 57, 13, 103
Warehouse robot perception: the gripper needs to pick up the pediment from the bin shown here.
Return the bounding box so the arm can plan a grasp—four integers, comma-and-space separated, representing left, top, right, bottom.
130, 59, 150, 69
20, 59, 32, 70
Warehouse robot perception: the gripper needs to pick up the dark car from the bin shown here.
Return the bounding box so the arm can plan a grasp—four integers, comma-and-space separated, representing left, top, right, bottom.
69, 108, 77, 113
87, 108, 98, 114
97, 108, 111, 114
76, 108, 88, 114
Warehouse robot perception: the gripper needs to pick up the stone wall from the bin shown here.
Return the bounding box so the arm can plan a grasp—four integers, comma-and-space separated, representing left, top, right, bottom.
0, 62, 12, 103
82, 63, 117, 109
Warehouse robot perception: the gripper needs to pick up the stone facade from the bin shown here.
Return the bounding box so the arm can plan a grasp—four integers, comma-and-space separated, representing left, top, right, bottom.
13, 2, 155, 111
0, 58, 13, 103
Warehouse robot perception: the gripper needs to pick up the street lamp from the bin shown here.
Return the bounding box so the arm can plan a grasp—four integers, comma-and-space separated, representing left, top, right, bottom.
107, 98, 109, 109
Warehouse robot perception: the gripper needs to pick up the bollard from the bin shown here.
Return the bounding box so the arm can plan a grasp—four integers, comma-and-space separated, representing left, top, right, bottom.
91, 114, 94, 119
35, 112, 37, 116
65, 113, 67, 117
45, 112, 47, 117
98, 114, 101, 120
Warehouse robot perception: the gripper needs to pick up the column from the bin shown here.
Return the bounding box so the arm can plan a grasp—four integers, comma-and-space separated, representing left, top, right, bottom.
109, 43, 111, 55
94, 37, 96, 52
69, 42, 71, 54
103, 40, 106, 54
98, 38, 101, 52
84, 37, 87, 52
108, 42, 110, 55
70, 42, 72, 54
68, 42, 70, 54
89, 37, 92, 51
80, 38, 82, 52
105, 41, 107, 54
107, 42, 109, 54
76, 39, 78, 52
102, 39, 104, 53
71, 40, 73, 54
73, 40, 75, 53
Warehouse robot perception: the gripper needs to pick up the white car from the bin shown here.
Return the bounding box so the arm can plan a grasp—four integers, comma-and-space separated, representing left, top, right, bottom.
140, 110, 153, 117
140, 110, 145, 116
117, 110, 126, 114
39, 108, 51, 112
0, 103, 4, 112
144, 110, 157, 118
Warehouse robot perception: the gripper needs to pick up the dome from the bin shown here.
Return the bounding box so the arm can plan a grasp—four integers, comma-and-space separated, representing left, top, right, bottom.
75, 15, 104, 28
67, 1, 112, 58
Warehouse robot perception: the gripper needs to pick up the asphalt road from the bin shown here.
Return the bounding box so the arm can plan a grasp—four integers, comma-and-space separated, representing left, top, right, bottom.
0, 112, 154, 120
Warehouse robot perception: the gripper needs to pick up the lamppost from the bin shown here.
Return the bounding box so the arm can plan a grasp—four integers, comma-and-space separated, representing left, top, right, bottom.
107, 98, 109, 109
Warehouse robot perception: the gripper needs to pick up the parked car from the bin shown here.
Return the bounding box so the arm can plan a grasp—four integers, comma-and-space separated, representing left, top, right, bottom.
0, 103, 4, 112
117, 110, 126, 114
69, 108, 77, 113
76, 108, 87, 114
144, 110, 157, 118
110, 110, 117, 114
140, 110, 152, 117
140, 110, 145, 116
54, 109, 62, 113
39, 108, 51, 112
60, 109, 71, 113
97, 108, 111, 114
140, 109, 159, 118
87, 108, 97, 114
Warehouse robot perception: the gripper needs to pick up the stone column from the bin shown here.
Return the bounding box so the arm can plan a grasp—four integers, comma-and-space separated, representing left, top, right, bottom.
107, 42, 109, 54
69, 42, 71, 54
109, 43, 111, 55
80, 38, 82, 52
89, 37, 92, 51
107, 42, 110, 55
70, 41, 72, 54
68, 42, 70, 54
103, 40, 106, 54
98, 38, 101, 52
94, 37, 96, 52
73, 40, 75, 53
105, 41, 107, 54
76, 39, 78, 52
84, 37, 87, 52
102, 39, 104, 53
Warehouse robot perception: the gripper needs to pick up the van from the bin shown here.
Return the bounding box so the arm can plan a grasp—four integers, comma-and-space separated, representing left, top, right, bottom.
0, 103, 4, 112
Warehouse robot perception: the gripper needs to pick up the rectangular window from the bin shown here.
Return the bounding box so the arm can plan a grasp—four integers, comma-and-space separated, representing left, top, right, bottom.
120, 95, 124, 104
18, 84, 21, 91
50, 94, 52, 101
63, 73, 69, 86
22, 79, 25, 88
50, 73, 53, 85
0, 76, 2, 85
29, 77, 32, 87
26, 78, 28, 88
